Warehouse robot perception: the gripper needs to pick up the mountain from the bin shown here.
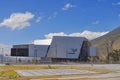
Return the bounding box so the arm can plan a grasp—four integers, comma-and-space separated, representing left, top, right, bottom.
91, 26, 120, 60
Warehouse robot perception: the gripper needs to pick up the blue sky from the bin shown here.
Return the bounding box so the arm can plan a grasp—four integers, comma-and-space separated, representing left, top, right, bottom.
0, 0, 120, 45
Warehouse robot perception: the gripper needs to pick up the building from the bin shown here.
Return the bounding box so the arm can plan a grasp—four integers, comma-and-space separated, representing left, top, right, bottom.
11, 44, 49, 57
11, 36, 95, 63
46, 36, 90, 62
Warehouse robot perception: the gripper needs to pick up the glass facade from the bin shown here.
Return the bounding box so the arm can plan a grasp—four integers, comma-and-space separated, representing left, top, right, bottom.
11, 48, 28, 56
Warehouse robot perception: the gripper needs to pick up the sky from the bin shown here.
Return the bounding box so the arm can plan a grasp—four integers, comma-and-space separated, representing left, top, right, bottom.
0, 0, 120, 46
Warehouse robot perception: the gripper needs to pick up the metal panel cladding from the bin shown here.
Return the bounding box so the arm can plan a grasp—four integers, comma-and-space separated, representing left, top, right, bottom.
47, 36, 85, 59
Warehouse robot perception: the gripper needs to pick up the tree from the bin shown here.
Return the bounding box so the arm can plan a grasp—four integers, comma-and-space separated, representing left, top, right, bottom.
109, 49, 120, 62
104, 38, 115, 63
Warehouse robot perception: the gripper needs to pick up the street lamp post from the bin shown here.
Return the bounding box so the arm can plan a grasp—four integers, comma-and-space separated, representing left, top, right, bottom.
66, 50, 68, 64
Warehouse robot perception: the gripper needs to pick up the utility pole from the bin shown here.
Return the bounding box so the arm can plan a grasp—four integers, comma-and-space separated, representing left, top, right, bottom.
55, 44, 57, 58
1, 48, 3, 63
34, 46, 37, 64
16, 48, 17, 63
35, 49, 37, 64
55, 43, 57, 62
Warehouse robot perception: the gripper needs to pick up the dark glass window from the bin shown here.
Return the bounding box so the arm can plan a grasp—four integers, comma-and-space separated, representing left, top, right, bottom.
11, 48, 28, 56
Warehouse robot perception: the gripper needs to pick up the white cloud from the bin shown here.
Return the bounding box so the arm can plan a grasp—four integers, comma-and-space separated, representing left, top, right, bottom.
48, 12, 58, 20
45, 32, 67, 39
92, 20, 100, 25
0, 12, 34, 30
69, 30, 109, 40
112, 2, 120, 5
36, 16, 42, 23
97, 0, 106, 2
44, 30, 109, 40
118, 14, 120, 17
33, 39, 52, 45
62, 3, 76, 10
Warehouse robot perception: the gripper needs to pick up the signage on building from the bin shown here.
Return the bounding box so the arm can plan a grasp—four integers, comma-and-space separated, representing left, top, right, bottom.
67, 48, 77, 54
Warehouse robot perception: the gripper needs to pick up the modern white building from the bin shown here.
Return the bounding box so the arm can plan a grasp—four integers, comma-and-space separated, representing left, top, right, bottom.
11, 36, 96, 62
11, 44, 49, 57
46, 36, 90, 62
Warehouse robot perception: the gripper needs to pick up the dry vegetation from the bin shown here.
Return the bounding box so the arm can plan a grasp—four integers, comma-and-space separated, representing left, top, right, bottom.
0, 65, 113, 80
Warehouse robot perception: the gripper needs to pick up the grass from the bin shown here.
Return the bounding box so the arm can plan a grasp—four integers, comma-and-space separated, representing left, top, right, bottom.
0, 65, 114, 80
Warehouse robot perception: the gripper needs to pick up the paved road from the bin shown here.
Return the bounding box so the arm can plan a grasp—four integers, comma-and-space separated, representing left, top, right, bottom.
16, 69, 98, 76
